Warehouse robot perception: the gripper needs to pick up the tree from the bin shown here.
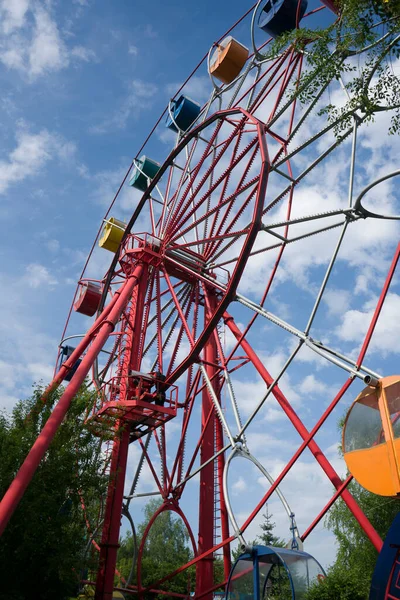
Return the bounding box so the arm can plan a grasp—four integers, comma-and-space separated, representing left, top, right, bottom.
305, 563, 368, 600
305, 413, 400, 599
317, 480, 400, 599
0, 384, 106, 600
264, 0, 400, 136
229, 508, 291, 599
231, 505, 286, 561
257, 506, 286, 548
117, 499, 194, 599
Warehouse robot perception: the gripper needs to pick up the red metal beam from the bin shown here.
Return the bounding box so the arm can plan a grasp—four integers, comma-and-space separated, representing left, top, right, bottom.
137, 500, 197, 597
356, 243, 400, 366
224, 314, 383, 551
196, 303, 217, 600
95, 264, 148, 600
301, 475, 353, 541
319, 0, 338, 13
0, 265, 143, 537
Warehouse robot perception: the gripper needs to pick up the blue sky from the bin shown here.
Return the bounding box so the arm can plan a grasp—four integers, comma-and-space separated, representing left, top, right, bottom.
1, 0, 400, 577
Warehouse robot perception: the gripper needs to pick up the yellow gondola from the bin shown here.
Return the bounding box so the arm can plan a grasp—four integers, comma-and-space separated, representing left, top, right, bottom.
98, 217, 126, 253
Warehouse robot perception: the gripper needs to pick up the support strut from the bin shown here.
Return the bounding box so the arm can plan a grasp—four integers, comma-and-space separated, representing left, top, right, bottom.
224, 313, 383, 551
0, 265, 143, 537
95, 264, 149, 600
196, 293, 217, 599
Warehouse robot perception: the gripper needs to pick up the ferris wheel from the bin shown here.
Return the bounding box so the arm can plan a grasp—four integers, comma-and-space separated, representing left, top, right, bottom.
1, 1, 400, 599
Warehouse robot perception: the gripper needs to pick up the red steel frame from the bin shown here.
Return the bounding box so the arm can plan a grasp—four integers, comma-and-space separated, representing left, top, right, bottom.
95, 263, 149, 599
1, 2, 398, 597
0, 264, 144, 537
0, 137, 397, 599
196, 307, 217, 600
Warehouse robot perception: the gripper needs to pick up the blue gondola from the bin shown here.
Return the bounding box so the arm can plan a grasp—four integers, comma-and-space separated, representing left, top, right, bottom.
165, 95, 201, 132
258, 0, 308, 39
225, 545, 325, 599
369, 512, 400, 600
58, 345, 81, 382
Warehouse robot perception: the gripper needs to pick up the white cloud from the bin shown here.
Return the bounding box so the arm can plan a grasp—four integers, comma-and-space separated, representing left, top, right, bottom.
46, 239, 60, 253
70, 45, 96, 62
0, 126, 75, 194
0, 3, 95, 79
128, 44, 138, 56
88, 164, 134, 208
166, 75, 211, 106
26, 361, 54, 381
23, 263, 57, 288
142, 24, 157, 39
322, 289, 351, 316
0, 0, 30, 35
28, 6, 67, 76
354, 273, 371, 295
232, 476, 247, 495
265, 407, 287, 423
298, 374, 328, 396
0, 270, 58, 411
336, 292, 400, 356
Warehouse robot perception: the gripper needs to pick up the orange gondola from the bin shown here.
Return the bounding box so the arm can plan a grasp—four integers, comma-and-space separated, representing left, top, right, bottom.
209, 36, 249, 85
343, 375, 400, 496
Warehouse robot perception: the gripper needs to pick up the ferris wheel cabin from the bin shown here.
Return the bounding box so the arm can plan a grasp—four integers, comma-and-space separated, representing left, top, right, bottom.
209, 37, 249, 85
165, 95, 201, 132
258, 0, 308, 38
129, 155, 161, 192
73, 281, 102, 316
225, 545, 325, 600
98, 217, 126, 253
343, 376, 400, 497
58, 345, 82, 382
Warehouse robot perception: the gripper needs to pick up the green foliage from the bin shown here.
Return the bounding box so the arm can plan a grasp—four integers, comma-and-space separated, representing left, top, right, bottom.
117, 499, 195, 599
305, 419, 400, 599
213, 555, 226, 591
325, 479, 400, 597
260, 0, 400, 136
264, 564, 292, 600
0, 384, 106, 600
305, 564, 367, 600
230, 509, 291, 599
257, 507, 286, 548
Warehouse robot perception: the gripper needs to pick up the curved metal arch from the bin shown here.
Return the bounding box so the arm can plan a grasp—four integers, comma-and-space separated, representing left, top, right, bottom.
207, 43, 223, 92
121, 505, 138, 589
136, 499, 198, 593
250, 0, 268, 61
94, 107, 270, 388
347, 28, 400, 57
261, 553, 295, 600
354, 170, 400, 220
223, 446, 302, 550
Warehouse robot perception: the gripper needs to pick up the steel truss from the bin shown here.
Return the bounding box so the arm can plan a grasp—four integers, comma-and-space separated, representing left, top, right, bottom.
1, 1, 400, 599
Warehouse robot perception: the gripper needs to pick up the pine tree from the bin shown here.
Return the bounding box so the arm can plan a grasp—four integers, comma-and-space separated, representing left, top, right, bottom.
257, 505, 286, 548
